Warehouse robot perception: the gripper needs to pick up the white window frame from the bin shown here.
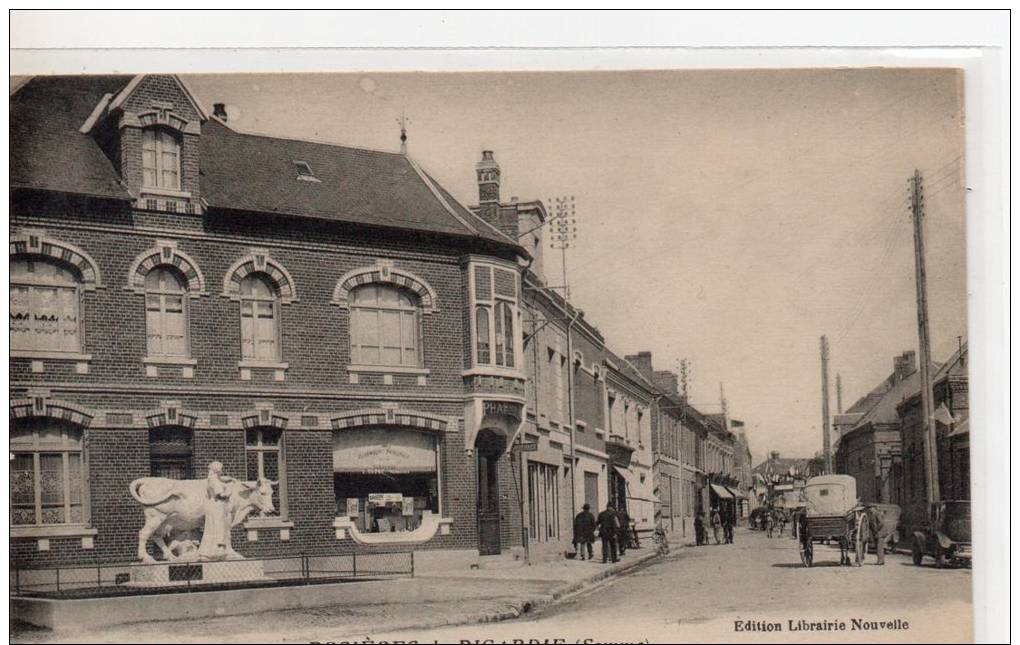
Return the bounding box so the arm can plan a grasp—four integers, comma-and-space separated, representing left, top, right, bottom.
10, 257, 83, 355
10, 425, 87, 528
349, 284, 423, 368
245, 427, 287, 520
144, 266, 190, 359
141, 127, 182, 191
239, 273, 282, 363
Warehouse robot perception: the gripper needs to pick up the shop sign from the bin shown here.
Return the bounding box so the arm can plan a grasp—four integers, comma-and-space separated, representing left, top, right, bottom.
484, 400, 522, 423
512, 442, 539, 453
333, 428, 437, 474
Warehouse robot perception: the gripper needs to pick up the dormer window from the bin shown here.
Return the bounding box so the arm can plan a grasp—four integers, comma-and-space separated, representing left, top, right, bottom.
142, 127, 181, 190
293, 160, 320, 182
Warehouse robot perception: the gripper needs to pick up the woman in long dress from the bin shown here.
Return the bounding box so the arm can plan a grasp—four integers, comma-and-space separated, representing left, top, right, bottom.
198, 461, 234, 560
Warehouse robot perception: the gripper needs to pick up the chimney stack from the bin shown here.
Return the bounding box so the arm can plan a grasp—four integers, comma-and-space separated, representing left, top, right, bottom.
213, 103, 228, 121
624, 351, 655, 380
474, 151, 520, 240
894, 350, 917, 381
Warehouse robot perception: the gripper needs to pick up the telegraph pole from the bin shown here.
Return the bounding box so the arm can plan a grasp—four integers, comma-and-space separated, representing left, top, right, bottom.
836, 372, 844, 414
910, 169, 940, 504
548, 196, 577, 299
820, 335, 832, 474
548, 195, 580, 516
679, 358, 690, 422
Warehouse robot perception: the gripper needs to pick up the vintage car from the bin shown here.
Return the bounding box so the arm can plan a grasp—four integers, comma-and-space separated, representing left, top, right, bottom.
912, 500, 971, 568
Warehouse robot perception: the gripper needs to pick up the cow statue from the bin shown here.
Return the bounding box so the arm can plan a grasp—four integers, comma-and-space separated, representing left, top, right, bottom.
129, 464, 277, 563
855, 503, 902, 566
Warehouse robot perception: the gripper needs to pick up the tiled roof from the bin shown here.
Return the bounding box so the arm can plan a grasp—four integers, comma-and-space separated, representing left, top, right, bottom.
11, 75, 520, 250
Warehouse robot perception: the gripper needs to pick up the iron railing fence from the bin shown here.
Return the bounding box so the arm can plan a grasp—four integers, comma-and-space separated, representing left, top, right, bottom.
11, 550, 414, 599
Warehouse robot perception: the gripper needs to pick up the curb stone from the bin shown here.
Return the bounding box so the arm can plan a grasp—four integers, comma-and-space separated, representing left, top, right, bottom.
469, 549, 662, 626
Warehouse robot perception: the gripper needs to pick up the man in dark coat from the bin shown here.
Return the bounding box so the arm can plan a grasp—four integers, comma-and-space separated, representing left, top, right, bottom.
723, 509, 735, 544
694, 512, 706, 546
572, 503, 596, 560
616, 507, 631, 556
596, 503, 620, 563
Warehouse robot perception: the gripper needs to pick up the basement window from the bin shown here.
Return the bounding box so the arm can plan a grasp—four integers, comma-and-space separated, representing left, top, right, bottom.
293, 160, 320, 182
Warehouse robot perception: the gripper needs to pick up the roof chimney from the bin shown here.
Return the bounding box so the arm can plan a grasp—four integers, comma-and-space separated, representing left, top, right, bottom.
624, 351, 655, 380
894, 350, 917, 381
213, 103, 228, 121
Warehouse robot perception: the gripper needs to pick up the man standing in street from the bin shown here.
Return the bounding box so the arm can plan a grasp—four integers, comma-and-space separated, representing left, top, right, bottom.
694, 511, 706, 546
723, 508, 735, 544
572, 503, 596, 561
616, 506, 631, 556
710, 507, 722, 545
597, 503, 620, 563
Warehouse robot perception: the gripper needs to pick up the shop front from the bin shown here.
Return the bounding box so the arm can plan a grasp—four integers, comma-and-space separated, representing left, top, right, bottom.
331, 410, 455, 546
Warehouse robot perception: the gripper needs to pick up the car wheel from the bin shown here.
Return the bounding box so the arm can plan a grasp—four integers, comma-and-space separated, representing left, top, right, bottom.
912, 541, 923, 566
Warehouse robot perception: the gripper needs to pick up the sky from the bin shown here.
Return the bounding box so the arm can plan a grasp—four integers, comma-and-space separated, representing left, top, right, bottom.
183, 69, 967, 465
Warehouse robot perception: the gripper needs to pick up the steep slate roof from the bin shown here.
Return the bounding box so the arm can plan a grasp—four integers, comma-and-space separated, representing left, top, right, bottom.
11, 75, 520, 250
11, 75, 132, 200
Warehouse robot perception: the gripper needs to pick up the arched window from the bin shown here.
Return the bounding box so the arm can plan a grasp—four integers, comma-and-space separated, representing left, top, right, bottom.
145, 267, 188, 358
493, 301, 515, 368
350, 284, 421, 367
10, 257, 81, 353
240, 274, 281, 362
11, 421, 85, 526
475, 306, 491, 364
142, 127, 181, 190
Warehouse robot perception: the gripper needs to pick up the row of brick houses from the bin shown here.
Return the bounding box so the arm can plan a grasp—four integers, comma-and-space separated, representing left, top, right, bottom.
10, 74, 744, 571
834, 342, 970, 537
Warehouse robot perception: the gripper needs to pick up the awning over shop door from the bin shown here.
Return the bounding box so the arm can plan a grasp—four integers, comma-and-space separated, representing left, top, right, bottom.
710, 484, 734, 499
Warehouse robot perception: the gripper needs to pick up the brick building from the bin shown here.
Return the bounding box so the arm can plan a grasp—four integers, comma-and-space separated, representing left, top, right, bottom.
624, 351, 703, 537
10, 75, 533, 570
894, 341, 969, 537
834, 351, 920, 505
603, 351, 656, 539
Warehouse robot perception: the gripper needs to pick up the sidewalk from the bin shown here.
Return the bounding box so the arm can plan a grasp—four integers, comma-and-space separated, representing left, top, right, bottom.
12, 545, 670, 644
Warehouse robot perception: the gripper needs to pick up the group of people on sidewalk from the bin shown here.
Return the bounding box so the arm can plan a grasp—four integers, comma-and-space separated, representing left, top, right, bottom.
571, 503, 638, 564
693, 507, 736, 546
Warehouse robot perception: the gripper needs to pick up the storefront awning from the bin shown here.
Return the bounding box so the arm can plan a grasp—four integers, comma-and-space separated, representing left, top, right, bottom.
710, 484, 734, 499
725, 486, 747, 499
333, 427, 437, 474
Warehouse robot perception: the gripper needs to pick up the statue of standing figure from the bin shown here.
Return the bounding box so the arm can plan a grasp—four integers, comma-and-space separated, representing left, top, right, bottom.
197, 461, 236, 560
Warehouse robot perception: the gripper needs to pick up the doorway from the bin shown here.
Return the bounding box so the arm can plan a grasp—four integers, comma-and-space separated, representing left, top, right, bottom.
476, 430, 505, 556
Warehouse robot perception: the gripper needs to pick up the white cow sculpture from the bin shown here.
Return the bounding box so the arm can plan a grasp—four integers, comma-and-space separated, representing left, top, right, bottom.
129, 474, 276, 563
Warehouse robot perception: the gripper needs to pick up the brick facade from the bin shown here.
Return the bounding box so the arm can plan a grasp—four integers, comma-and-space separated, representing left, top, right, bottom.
10, 75, 527, 569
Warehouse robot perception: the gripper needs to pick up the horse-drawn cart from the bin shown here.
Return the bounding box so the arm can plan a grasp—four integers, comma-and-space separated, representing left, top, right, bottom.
797, 474, 867, 567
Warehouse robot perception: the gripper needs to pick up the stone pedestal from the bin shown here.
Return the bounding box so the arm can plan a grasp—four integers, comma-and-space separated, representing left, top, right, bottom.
128, 560, 268, 587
